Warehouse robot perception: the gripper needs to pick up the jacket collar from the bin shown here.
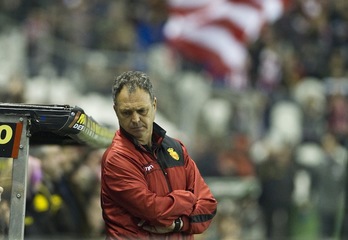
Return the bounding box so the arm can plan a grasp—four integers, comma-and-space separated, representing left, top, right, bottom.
119, 122, 166, 152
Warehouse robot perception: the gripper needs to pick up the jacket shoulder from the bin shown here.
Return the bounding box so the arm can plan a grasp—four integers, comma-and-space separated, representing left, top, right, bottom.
160, 136, 185, 167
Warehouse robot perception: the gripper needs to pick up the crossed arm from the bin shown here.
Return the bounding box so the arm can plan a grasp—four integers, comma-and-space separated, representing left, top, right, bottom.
103, 151, 217, 234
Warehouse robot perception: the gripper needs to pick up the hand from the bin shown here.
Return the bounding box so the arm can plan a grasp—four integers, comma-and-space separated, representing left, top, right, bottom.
140, 220, 175, 234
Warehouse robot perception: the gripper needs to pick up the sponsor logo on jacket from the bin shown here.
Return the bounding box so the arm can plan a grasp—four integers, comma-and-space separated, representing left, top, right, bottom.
144, 164, 154, 173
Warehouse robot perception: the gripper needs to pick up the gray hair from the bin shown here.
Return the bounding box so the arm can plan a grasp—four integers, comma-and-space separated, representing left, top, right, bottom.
112, 71, 155, 105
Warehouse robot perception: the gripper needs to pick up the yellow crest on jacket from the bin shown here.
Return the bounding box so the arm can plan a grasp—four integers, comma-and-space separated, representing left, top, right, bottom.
167, 148, 179, 160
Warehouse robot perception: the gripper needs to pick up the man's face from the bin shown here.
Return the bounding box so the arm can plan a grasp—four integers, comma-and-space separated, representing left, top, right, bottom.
114, 87, 156, 146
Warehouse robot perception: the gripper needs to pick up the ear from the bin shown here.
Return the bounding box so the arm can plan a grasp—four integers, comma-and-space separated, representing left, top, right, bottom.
153, 97, 157, 110
113, 104, 118, 116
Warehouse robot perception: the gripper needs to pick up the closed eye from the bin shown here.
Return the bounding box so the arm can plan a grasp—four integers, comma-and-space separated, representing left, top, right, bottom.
137, 108, 148, 115
120, 110, 132, 117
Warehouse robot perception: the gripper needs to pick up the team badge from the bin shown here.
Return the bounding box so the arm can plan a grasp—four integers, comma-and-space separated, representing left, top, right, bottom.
167, 148, 179, 160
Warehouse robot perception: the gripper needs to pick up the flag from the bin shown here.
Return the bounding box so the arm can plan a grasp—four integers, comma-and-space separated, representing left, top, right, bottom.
164, 0, 290, 89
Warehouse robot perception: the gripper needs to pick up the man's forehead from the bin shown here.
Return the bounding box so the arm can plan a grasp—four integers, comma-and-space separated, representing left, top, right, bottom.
118, 87, 150, 99
118, 102, 150, 110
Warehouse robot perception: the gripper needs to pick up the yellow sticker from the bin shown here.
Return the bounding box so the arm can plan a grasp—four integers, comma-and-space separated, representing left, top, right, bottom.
167, 148, 179, 160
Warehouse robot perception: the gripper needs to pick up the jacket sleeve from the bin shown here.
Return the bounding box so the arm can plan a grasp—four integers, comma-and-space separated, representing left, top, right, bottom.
180, 141, 218, 234
102, 149, 197, 227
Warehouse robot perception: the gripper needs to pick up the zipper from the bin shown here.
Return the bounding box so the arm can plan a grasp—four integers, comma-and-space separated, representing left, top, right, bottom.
153, 150, 173, 192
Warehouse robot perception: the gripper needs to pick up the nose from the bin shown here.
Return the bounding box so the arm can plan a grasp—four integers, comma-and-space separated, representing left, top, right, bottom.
131, 112, 140, 123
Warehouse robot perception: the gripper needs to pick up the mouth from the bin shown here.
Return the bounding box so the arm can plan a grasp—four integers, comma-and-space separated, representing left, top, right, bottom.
131, 126, 144, 132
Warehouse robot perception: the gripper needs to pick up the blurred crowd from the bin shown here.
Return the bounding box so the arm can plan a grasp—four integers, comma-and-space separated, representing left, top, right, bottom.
1, 0, 348, 239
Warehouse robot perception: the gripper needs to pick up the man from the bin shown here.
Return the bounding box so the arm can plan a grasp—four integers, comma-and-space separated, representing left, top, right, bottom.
101, 71, 217, 239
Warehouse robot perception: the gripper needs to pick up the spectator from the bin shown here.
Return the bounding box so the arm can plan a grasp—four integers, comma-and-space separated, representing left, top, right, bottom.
313, 132, 347, 239
25, 146, 82, 238
256, 142, 296, 240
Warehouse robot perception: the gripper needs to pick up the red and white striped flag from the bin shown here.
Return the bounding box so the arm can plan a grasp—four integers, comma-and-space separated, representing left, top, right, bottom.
164, 0, 290, 89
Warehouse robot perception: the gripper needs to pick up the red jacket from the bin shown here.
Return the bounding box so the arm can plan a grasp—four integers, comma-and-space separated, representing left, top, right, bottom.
101, 123, 217, 239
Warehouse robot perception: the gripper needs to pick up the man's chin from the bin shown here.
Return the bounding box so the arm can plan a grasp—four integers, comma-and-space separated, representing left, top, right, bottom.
135, 138, 148, 146
130, 132, 146, 143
